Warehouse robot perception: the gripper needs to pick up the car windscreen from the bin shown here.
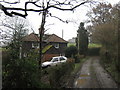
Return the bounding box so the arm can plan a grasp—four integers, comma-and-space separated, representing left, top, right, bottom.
60, 57, 66, 61
51, 58, 59, 62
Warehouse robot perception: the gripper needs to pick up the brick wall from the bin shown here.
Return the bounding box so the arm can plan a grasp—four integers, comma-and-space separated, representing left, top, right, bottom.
42, 54, 60, 62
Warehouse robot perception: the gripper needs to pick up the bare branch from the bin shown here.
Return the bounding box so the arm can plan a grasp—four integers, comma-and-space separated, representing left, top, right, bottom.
45, 23, 54, 27
0, 0, 20, 4
49, 13, 68, 23
0, 4, 13, 16
0, 23, 15, 30
0, 0, 90, 17
0, 3, 43, 17
47, 1, 89, 11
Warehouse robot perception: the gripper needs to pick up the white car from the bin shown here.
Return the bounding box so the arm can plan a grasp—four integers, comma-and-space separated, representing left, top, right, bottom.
42, 56, 67, 68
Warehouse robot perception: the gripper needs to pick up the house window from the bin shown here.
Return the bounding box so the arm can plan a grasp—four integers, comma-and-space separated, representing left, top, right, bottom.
32, 43, 35, 48
23, 53, 27, 57
54, 43, 59, 48
37, 43, 39, 48
32, 42, 39, 48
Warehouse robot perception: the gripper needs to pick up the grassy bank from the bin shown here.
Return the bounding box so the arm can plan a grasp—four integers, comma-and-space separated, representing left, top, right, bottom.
100, 58, 120, 85
88, 43, 102, 48
67, 43, 76, 47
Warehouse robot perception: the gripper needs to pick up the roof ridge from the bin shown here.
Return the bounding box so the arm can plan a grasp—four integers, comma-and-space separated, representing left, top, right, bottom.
51, 34, 68, 42
22, 33, 39, 41
22, 33, 67, 43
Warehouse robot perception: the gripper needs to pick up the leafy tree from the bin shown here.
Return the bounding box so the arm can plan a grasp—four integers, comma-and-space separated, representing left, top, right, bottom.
76, 22, 89, 56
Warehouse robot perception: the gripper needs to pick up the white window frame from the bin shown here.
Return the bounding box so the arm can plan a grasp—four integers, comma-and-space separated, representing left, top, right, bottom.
54, 43, 59, 48
37, 43, 39, 48
32, 42, 39, 48
32, 43, 35, 48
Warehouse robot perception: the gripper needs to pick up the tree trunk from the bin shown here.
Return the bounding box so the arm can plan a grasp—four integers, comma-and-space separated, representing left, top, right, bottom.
39, 9, 46, 81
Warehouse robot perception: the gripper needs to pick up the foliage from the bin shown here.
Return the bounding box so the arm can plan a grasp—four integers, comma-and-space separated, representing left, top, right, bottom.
91, 23, 117, 45
1, 15, 41, 88
74, 54, 81, 63
49, 58, 75, 88
76, 22, 89, 55
2, 49, 41, 88
87, 47, 100, 56
65, 45, 78, 58
87, 43, 101, 56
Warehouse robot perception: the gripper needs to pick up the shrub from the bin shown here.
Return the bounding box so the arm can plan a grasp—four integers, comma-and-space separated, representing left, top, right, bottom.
49, 58, 75, 88
65, 46, 78, 58
74, 54, 80, 63
87, 47, 100, 56
2, 50, 41, 88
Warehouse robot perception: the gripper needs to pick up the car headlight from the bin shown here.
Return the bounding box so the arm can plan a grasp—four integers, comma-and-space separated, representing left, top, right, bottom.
42, 64, 44, 67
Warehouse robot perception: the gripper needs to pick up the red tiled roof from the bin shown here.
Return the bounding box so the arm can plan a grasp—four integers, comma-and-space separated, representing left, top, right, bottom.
22, 33, 39, 41
22, 33, 68, 43
46, 34, 68, 43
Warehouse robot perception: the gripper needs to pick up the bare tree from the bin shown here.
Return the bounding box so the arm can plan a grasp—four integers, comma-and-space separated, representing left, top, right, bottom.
0, 15, 30, 47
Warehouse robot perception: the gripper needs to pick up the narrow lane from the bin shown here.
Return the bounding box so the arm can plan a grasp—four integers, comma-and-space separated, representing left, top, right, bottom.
73, 56, 118, 88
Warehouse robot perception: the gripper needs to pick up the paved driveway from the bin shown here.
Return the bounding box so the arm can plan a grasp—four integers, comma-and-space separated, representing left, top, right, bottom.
74, 56, 118, 88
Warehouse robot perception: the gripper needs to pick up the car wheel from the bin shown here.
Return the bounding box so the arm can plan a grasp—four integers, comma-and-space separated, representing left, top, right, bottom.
47, 65, 51, 68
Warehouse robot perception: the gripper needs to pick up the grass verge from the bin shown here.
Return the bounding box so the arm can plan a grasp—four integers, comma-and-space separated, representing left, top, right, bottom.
88, 43, 102, 48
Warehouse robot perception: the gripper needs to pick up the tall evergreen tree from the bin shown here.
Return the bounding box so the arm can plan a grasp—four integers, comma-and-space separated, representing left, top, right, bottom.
76, 22, 88, 55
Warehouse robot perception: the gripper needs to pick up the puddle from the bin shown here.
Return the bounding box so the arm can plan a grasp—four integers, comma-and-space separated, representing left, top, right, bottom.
80, 73, 90, 77
75, 79, 86, 86
75, 74, 90, 87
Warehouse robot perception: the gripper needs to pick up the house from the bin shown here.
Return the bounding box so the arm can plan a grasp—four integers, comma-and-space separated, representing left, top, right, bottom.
68, 37, 76, 46
21, 33, 68, 61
